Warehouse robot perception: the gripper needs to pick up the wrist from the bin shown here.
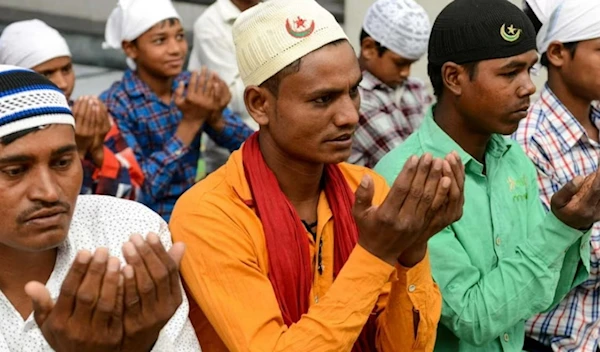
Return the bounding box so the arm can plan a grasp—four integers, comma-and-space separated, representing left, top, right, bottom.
398, 243, 427, 268
208, 111, 225, 132
90, 147, 104, 168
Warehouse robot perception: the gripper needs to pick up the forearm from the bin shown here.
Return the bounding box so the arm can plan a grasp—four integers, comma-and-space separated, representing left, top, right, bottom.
140, 136, 190, 200
438, 214, 584, 345
205, 110, 253, 152
175, 119, 203, 147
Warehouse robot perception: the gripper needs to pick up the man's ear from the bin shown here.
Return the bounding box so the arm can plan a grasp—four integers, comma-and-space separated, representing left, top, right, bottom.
360, 37, 380, 61
442, 62, 465, 97
546, 41, 568, 68
121, 40, 138, 61
244, 86, 274, 127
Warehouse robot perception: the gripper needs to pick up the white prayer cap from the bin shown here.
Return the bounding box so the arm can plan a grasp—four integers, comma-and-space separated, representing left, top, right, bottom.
103, 0, 181, 50
233, 0, 348, 87
0, 20, 71, 69
362, 0, 430, 61
0, 65, 74, 139
529, 0, 600, 55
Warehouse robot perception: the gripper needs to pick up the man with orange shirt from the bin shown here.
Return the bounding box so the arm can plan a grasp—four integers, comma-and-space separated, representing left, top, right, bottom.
170, 0, 464, 351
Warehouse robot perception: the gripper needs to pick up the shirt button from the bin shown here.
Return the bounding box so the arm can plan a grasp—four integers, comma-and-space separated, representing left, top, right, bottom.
496, 237, 502, 246
503, 333, 509, 342
174, 149, 182, 156
408, 284, 416, 293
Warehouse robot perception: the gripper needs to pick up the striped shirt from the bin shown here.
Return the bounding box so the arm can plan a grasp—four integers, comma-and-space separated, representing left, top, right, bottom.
513, 84, 600, 352
349, 70, 432, 168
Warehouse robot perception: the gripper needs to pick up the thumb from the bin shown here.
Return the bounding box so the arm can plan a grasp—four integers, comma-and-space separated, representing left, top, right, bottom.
173, 81, 185, 106
552, 176, 584, 209
168, 242, 186, 269
353, 174, 375, 217
25, 281, 54, 327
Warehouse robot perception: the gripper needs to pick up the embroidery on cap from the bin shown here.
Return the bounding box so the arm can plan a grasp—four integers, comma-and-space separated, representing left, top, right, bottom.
286, 16, 315, 38
500, 24, 522, 42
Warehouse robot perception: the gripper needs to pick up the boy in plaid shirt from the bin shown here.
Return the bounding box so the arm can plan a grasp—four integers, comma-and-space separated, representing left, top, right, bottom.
350, 0, 433, 168
101, 0, 253, 221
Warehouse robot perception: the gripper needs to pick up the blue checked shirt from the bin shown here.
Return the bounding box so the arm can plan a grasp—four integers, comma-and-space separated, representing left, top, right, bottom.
100, 69, 252, 221
513, 85, 600, 352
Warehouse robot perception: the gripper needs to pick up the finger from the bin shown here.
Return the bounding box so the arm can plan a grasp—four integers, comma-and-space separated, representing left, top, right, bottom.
173, 81, 185, 106
130, 234, 170, 301
552, 176, 585, 209
147, 233, 184, 296
113, 274, 125, 321
79, 100, 93, 135
123, 240, 158, 305
444, 157, 464, 217
199, 67, 209, 93
415, 158, 444, 216
352, 175, 375, 218
190, 70, 199, 95
402, 154, 434, 210
379, 155, 419, 214
205, 72, 216, 97
92, 256, 121, 329
72, 248, 109, 322
52, 250, 92, 320
110, 274, 124, 333
449, 152, 465, 193
122, 264, 141, 316
25, 281, 54, 328
72, 98, 82, 120
430, 176, 452, 213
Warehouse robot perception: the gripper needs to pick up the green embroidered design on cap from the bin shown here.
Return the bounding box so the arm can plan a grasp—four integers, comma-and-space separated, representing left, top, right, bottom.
500, 24, 522, 42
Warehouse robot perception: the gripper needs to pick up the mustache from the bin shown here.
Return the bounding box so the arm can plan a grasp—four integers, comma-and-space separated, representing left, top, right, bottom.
17, 201, 71, 223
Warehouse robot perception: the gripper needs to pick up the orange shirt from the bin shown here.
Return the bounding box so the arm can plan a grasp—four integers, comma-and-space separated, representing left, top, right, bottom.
170, 150, 441, 352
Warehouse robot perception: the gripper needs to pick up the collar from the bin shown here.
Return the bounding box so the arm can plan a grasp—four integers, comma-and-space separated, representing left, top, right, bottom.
122, 69, 189, 101
360, 70, 394, 92
418, 105, 512, 174
225, 147, 253, 204
539, 84, 600, 153
216, 0, 242, 23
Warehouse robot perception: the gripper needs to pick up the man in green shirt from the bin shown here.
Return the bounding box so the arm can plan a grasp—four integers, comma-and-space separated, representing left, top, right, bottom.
375, 0, 600, 351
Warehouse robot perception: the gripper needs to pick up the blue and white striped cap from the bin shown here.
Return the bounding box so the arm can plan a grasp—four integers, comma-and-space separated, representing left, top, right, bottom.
0, 65, 74, 139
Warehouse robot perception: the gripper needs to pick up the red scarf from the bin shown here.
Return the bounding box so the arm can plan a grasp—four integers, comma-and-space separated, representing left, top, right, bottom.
242, 133, 377, 351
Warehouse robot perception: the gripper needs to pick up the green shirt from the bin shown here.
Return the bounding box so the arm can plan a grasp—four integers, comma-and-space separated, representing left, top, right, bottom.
374, 107, 591, 352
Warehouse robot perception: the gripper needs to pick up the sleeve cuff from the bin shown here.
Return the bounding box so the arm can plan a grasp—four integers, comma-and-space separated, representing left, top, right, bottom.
523, 212, 586, 266
165, 136, 190, 161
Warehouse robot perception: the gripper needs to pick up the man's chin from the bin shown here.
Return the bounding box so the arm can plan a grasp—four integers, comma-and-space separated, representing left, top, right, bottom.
12, 229, 68, 252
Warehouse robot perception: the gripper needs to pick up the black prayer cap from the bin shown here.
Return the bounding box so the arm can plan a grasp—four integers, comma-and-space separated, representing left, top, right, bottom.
428, 0, 537, 66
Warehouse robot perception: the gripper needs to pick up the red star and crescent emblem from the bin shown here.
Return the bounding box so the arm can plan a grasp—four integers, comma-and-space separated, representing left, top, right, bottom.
285, 16, 315, 38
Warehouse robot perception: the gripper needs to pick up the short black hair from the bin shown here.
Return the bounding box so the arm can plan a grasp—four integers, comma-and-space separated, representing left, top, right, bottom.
428, 61, 479, 98
360, 29, 388, 57
260, 39, 346, 96
0, 127, 41, 146
540, 41, 579, 67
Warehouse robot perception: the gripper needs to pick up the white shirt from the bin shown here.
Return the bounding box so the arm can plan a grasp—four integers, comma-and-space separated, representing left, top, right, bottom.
188, 0, 257, 130
0, 195, 201, 352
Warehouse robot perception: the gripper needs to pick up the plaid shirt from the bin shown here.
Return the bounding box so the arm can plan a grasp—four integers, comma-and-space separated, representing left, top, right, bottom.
100, 69, 252, 221
513, 85, 600, 352
350, 70, 432, 168
77, 107, 143, 200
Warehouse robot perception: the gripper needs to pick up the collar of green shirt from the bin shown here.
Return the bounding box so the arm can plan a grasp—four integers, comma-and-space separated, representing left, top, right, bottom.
418, 105, 513, 175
